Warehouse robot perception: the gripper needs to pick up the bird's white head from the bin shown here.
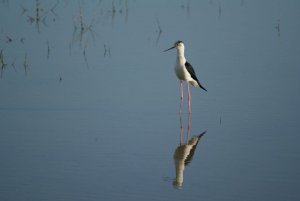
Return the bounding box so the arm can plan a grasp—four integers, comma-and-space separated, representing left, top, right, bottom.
174, 40, 184, 50
163, 40, 185, 54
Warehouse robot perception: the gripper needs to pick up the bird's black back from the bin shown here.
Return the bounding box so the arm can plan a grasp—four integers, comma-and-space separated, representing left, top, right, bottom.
185, 61, 207, 91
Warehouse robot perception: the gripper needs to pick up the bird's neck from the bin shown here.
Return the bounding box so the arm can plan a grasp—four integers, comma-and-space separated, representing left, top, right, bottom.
176, 48, 186, 64
177, 48, 185, 57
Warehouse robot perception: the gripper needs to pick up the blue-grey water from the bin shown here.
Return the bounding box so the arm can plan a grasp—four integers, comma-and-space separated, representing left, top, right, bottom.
1, 1, 300, 200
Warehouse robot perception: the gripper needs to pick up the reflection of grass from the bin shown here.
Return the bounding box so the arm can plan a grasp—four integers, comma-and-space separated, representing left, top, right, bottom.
25, 0, 46, 33
0, 49, 21, 78
22, 0, 58, 33
1, 0, 133, 77
103, 44, 111, 58
46, 41, 50, 60
46, 41, 54, 60
108, 0, 129, 25
0, 0, 60, 78
275, 19, 281, 37
71, 5, 97, 68
155, 18, 162, 46
83, 43, 89, 68
0, 49, 8, 78
180, 0, 190, 15
23, 53, 29, 75
69, 1, 130, 66
6, 36, 13, 43
71, 6, 96, 48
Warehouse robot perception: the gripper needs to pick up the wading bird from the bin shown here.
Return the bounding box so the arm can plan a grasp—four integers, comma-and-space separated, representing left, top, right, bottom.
164, 41, 207, 113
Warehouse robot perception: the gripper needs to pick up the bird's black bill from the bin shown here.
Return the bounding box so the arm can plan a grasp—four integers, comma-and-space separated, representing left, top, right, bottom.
163, 46, 175, 52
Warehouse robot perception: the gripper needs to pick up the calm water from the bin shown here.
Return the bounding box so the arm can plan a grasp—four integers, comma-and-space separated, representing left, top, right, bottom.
1, 0, 300, 200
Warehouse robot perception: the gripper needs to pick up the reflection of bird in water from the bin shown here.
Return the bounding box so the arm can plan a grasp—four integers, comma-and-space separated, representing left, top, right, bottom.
164, 40, 207, 114
173, 112, 206, 188
173, 131, 206, 188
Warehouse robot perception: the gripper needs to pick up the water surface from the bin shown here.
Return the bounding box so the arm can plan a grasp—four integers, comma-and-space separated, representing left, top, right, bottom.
0, 1, 300, 201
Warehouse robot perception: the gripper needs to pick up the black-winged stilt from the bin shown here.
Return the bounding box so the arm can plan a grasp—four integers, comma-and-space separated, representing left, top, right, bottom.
164, 41, 207, 114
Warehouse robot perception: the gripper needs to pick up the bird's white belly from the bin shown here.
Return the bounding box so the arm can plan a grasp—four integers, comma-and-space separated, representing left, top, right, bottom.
175, 64, 191, 81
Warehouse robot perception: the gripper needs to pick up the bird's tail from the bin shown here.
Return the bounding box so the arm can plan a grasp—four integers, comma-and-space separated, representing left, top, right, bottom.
197, 81, 207, 92
200, 84, 207, 92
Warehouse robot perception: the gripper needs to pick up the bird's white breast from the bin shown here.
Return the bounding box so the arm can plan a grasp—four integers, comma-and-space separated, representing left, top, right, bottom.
174, 56, 191, 81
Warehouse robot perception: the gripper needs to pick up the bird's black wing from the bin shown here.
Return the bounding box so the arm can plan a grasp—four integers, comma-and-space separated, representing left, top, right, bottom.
185, 61, 207, 91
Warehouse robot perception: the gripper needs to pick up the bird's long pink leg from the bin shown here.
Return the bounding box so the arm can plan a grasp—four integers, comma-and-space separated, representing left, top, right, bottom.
180, 81, 183, 114
187, 81, 191, 114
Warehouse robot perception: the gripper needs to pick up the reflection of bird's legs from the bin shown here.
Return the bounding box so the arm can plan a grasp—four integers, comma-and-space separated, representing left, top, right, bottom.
186, 112, 191, 144
180, 80, 183, 114
179, 111, 183, 145
187, 81, 191, 114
